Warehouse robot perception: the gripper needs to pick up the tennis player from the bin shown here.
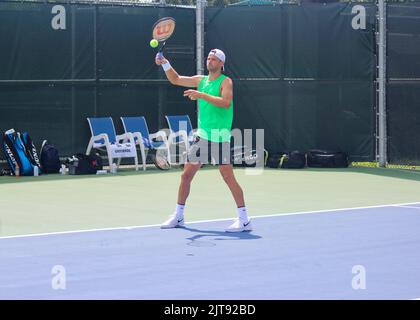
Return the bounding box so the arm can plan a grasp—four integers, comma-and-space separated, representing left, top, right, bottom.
155, 49, 252, 232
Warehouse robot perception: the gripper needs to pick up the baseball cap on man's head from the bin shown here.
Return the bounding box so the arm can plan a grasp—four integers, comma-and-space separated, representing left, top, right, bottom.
208, 49, 226, 70
209, 49, 225, 63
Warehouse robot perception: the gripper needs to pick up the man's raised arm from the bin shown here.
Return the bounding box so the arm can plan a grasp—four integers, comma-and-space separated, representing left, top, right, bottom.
155, 55, 203, 88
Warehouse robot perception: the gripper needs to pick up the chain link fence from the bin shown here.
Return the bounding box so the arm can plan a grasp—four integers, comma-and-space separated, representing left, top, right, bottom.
3, 0, 383, 7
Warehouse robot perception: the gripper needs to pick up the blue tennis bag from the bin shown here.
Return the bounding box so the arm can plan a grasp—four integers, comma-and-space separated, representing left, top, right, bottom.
2, 129, 42, 176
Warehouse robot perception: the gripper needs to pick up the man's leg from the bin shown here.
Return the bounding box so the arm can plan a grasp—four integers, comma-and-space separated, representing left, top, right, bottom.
178, 162, 202, 205
161, 162, 201, 229
218, 164, 245, 208
219, 164, 253, 232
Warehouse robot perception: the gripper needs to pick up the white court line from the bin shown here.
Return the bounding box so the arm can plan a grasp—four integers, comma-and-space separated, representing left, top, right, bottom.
1, 201, 420, 240
394, 205, 420, 210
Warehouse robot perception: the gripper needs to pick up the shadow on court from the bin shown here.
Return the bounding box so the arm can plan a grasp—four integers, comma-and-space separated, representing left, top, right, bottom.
182, 226, 261, 247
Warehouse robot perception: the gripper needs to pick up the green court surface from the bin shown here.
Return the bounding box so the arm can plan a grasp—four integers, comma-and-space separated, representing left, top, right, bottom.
1, 166, 420, 237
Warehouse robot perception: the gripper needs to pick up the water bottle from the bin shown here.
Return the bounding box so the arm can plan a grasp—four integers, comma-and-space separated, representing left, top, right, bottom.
33, 166, 39, 176
61, 164, 66, 175
111, 163, 117, 174
15, 164, 20, 177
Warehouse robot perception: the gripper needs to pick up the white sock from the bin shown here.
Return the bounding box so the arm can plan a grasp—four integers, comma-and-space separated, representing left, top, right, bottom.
175, 204, 185, 218
237, 206, 249, 223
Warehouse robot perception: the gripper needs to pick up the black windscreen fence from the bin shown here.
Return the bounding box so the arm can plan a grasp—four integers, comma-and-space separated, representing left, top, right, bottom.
0, 2, 196, 157
1, 1, 419, 165
206, 3, 376, 161
387, 1, 420, 165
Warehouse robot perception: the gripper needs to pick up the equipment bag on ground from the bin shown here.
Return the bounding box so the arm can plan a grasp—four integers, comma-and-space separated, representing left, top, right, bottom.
40, 140, 61, 173
66, 153, 103, 175
306, 149, 349, 168
266, 152, 282, 168
280, 150, 306, 169
231, 146, 268, 168
266, 151, 306, 169
2, 129, 42, 176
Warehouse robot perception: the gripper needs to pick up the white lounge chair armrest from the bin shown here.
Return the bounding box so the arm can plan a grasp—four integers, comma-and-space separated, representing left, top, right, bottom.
149, 130, 168, 142
131, 132, 146, 146
116, 133, 133, 143
86, 133, 111, 155
92, 133, 111, 144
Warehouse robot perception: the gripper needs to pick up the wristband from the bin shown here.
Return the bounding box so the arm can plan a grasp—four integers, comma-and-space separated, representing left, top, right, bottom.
162, 61, 172, 72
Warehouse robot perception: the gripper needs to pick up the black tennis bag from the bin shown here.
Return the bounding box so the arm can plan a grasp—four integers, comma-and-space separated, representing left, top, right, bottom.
40, 140, 61, 173
266, 151, 306, 169
280, 150, 306, 169
266, 152, 282, 168
231, 146, 268, 167
307, 149, 348, 168
66, 153, 103, 175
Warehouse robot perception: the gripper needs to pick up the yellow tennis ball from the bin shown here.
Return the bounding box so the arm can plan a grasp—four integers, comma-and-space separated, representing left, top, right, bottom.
150, 39, 159, 48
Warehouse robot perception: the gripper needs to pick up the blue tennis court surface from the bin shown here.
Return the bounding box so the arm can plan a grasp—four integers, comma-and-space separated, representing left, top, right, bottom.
1, 203, 420, 299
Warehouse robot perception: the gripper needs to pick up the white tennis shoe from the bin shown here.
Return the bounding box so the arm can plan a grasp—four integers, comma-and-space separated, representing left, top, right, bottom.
160, 213, 185, 229
225, 218, 253, 232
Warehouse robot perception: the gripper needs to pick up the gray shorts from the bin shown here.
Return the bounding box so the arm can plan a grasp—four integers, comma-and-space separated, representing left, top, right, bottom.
187, 137, 232, 165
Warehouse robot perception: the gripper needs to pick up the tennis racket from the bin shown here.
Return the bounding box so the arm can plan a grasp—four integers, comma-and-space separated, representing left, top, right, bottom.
152, 17, 176, 59
152, 153, 171, 170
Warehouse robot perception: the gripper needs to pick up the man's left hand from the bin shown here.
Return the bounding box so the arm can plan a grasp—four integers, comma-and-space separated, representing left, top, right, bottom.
183, 89, 202, 101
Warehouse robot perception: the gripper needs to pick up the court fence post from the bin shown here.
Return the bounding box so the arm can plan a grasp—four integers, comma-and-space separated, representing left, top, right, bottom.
377, 0, 387, 167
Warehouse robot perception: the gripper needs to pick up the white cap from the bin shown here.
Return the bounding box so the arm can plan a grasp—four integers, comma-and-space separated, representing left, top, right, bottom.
208, 49, 226, 63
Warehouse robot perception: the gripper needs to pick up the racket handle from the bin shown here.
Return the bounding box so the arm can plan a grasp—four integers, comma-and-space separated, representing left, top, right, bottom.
158, 42, 166, 60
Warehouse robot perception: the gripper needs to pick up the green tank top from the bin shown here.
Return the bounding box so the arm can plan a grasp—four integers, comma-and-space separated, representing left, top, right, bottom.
197, 74, 233, 143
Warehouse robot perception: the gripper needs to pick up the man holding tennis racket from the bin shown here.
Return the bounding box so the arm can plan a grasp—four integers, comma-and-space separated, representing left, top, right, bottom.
155, 49, 252, 232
